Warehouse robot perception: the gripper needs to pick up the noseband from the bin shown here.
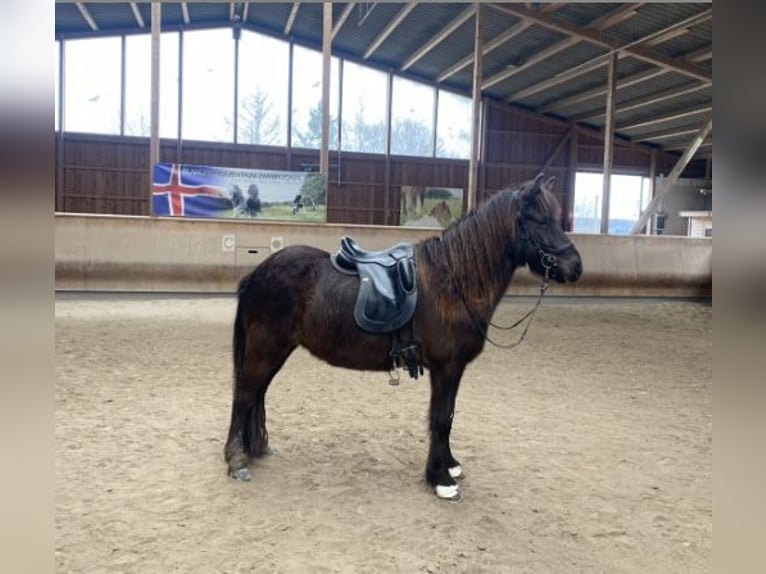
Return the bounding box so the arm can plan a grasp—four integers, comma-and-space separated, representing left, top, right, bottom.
519, 220, 573, 277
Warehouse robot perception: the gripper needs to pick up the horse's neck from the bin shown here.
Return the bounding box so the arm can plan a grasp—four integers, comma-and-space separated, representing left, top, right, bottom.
443, 207, 522, 318
457, 250, 519, 318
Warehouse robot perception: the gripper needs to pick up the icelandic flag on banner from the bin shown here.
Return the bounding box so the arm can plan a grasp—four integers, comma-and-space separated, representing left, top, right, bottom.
152, 163, 232, 217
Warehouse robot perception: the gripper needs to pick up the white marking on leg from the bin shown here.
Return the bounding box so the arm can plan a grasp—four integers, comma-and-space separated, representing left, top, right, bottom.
448, 465, 463, 479
435, 484, 460, 500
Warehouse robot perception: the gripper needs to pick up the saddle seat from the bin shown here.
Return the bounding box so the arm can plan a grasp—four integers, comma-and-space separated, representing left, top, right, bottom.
331, 236, 417, 334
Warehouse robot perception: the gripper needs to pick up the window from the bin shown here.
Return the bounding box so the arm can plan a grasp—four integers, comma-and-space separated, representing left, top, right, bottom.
64, 37, 121, 134
124, 32, 179, 138
573, 172, 651, 234
341, 60, 386, 153
237, 31, 289, 146
291, 45, 340, 150
436, 90, 472, 159
390, 76, 434, 157
55, 40, 60, 131
182, 29, 234, 142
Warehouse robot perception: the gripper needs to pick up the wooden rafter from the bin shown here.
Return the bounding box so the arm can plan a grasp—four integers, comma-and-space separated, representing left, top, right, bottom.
284, 3, 300, 35
570, 81, 711, 123
437, 19, 531, 83
129, 3, 145, 28
75, 3, 98, 31
493, 4, 711, 83
363, 3, 418, 59
617, 104, 712, 132
401, 6, 475, 71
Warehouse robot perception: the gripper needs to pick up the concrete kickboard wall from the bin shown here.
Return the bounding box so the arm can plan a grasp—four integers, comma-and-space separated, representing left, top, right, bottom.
55, 214, 712, 298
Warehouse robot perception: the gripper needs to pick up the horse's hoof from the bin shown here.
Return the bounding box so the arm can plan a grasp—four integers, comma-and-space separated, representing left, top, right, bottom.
435, 484, 462, 502
448, 465, 464, 480
230, 467, 252, 481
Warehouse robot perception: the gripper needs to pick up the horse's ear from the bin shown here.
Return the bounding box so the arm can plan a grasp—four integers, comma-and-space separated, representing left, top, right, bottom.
523, 173, 545, 197
544, 175, 556, 189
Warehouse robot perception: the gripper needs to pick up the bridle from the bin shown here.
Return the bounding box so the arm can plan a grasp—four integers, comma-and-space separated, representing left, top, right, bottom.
519, 219, 574, 274
456, 217, 573, 350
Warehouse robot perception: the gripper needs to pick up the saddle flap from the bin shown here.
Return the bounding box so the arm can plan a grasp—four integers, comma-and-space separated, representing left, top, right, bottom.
397, 258, 415, 294
355, 267, 418, 334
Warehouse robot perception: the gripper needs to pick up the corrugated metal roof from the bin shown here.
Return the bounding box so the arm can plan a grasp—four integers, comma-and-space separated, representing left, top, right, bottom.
374, 3, 470, 68
55, 3, 90, 34
605, 3, 709, 45
54, 1, 712, 157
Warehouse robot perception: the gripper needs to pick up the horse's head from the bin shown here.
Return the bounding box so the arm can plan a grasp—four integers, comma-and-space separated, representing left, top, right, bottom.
513, 174, 582, 284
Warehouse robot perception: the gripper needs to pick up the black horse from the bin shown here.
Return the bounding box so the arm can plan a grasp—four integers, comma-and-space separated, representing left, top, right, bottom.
224, 174, 582, 500
230, 184, 262, 217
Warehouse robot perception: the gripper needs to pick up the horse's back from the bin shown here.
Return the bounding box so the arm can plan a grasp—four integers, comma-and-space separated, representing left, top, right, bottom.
237, 245, 328, 320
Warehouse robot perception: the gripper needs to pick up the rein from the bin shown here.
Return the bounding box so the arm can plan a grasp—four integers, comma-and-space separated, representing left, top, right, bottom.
454, 260, 550, 351
452, 220, 568, 350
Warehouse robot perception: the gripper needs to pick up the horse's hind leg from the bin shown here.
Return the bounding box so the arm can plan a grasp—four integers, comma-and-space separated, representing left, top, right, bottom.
225, 333, 295, 481
426, 362, 466, 501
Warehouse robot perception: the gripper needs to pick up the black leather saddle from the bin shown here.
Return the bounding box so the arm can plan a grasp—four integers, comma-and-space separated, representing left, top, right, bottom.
331, 236, 417, 334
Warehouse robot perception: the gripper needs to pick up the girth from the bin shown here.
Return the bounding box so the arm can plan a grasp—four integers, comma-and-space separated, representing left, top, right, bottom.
330, 236, 418, 334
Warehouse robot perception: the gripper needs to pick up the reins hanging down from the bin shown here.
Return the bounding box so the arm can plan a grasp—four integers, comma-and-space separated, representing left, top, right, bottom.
455, 269, 550, 350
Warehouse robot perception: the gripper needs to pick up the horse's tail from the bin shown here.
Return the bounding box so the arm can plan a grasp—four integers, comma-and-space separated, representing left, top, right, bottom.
232, 276, 249, 388
231, 275, 267, 459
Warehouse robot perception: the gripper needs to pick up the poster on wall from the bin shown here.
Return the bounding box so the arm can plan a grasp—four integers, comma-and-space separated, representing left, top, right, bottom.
400, 186, 464, 229
152, 162, 327, 222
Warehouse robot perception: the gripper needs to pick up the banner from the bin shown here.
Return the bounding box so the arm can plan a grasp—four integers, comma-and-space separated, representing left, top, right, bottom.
400, 186, 464, 229
152, 162, 327, 222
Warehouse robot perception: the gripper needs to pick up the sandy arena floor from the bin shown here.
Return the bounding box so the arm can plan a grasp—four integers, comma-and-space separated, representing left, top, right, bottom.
55, 294, 711, 573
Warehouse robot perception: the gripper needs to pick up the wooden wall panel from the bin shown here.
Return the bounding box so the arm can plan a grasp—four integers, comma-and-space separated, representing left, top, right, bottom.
55, 100, 706, 225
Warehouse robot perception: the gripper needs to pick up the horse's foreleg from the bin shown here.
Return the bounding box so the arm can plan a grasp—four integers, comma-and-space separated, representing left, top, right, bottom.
426, 363, 466, 501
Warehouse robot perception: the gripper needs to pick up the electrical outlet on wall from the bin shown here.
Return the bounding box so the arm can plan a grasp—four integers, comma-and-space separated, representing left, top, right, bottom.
270, 237, 284, 252
222, 234, 235, 252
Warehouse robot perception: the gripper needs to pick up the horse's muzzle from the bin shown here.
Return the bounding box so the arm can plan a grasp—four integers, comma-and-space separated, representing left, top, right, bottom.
554, 258, 582, 283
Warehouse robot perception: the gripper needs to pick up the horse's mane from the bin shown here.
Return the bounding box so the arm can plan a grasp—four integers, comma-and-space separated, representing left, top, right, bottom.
416, 179, 559, 318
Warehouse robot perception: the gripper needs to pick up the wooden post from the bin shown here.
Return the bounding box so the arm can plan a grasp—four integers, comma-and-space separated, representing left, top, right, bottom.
176, 29, 183, 161
384, 70, 393, 225
647, 148, 657, 234
467, 5, 482, 213
566, 126, 578, 231
56, 40, 65, 212
149, 1, 161, 214
320, 1, 332, 178
120, 35, 126, 136
600, 52, 617, 234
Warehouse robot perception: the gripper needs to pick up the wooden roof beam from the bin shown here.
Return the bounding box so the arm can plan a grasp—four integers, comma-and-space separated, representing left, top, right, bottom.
484, 3, 644, 93
363, 3, 418, 59
539, 66, 665, 113
401, 5, 475, 71
491, 3, 712, 82
618, 103, 712, 132
75, 3, 98, 31
587, 3, 643, 31
332, 2, 356, 39
570, 81, 711, 123
684, 45, 712, 63
436, 19, 531, 83
284, 3, 300, 35
636, 126, 702, 141
129, 3, 145, 28
519, 22, 712, 107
